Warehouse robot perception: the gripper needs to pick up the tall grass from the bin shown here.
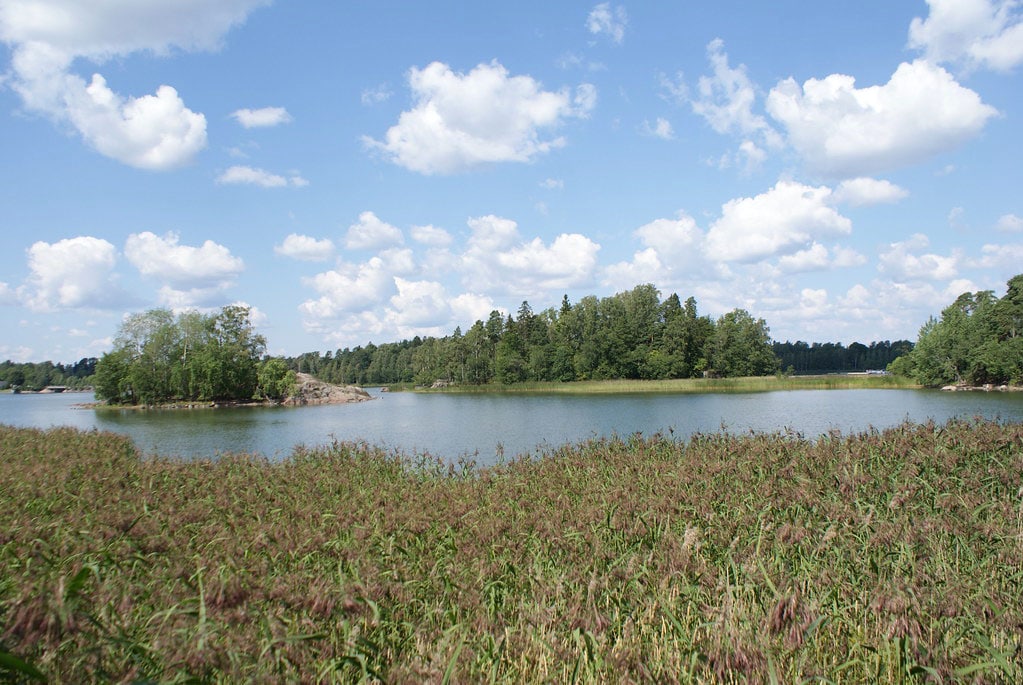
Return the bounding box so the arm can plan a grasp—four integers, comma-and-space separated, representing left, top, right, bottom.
1, 419, 1020, 682
410, 374, 918, 395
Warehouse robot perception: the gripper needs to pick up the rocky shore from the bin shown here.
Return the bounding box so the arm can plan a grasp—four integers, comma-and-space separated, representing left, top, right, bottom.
281, 373, 373, 405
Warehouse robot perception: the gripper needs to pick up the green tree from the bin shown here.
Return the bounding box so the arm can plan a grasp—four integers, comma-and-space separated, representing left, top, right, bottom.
705, 309, 778, 377
257, 357, 296, 400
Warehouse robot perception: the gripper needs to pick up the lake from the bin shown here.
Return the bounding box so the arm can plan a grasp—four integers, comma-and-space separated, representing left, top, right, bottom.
3, 388, 1023, 465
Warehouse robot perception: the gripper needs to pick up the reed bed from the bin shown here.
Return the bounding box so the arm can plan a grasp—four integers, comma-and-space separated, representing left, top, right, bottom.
412, 374, 918, 395
1, 419, 1021, 682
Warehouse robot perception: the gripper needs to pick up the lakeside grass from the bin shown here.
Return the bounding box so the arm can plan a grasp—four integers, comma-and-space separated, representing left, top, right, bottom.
406, 373, 919, 395
2, 419, 1022, 682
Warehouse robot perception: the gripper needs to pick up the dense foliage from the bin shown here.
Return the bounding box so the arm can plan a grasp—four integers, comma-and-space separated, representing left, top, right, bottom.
293, 285, 781, 386
888, 274, 1023, 386
2, 420, 1021, 681
773, 340, 913, 374
93, 305, 295, 405
0, 358, 96, 391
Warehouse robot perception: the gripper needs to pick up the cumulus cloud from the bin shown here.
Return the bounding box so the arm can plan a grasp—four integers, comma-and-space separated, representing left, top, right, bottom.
586, 3, 627, 44
299, 256, 400, 319
389, 278, 451, 328
231, 106, 292, 128
217, 165, 308, 187
969, 242, 1023, 270
0, 0, 270, 168
345, 211, 404, 250
766, 60, 998, 177
878, 233, 959, 281
908, 0, 1023, 72
460, 215, 600, 295
691, 40, 781, 148
124, 231, 244, 304
19, 236, 125, 311
410, 224, 453, 247
995, 213, 1023, 232
274, 234, 335, 261
704, 181, 852, 262
833, 177, 910, 206
364, 61, 595, 174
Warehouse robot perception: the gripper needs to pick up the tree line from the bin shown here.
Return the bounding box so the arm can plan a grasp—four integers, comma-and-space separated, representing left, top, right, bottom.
292, 285, 789, 387
92, 305, 295, 405
0, 358, 97, 391
889, 274, 1023, 387
772, 340, 913, 374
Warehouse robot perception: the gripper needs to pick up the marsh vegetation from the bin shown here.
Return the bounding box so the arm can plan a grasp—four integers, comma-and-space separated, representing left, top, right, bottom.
2, 419, 1021, 682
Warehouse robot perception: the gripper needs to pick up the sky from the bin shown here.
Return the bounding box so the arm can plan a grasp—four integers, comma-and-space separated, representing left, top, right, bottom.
1, 0, 1022, 363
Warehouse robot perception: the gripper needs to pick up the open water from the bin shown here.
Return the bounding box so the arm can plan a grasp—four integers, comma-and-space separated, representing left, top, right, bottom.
3, 388, 1023, 465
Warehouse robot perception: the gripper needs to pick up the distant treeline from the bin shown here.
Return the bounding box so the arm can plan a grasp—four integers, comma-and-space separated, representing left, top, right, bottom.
285, 284, 911, 387
0, 358, 96, 391
772, 340, 914, 375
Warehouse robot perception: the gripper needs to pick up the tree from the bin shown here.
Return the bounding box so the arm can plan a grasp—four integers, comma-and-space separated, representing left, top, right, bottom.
94, 305, 267, 404
257, 357, 296, 400
705, 309, 778, 377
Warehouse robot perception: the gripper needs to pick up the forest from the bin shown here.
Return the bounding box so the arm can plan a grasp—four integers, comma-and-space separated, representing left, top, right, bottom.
889, 274, 1023, 386
287, 284, 909, 387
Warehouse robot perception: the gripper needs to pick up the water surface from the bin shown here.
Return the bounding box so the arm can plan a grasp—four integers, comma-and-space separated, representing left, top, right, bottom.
2, 388, 1022, 465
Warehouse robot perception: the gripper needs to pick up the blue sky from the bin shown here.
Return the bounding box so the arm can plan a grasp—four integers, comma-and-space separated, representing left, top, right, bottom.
1, 0, 1022, 363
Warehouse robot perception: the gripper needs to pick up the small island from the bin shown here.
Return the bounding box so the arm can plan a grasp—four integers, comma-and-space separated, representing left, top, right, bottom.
91, 305, 371, 408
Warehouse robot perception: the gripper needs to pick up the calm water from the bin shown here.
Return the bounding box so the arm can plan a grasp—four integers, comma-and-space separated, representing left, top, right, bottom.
3, 389, 1023, 465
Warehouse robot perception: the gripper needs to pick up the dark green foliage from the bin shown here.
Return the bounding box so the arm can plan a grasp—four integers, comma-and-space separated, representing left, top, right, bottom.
774, 339, 913, 373
890, 274, 1023, 386
305, 285, 783, 386
0, 358, 96, 391
93, 305, 268, 404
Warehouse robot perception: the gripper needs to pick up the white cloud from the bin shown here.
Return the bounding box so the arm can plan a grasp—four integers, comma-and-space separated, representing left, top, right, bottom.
777, 243, 832, 273
705, 181, 852, 262
634, 214, 703, 260
299, 256, 398, 318
231, 106, 292, 128
389, 278, 451, 328
995, 213, 1023, 232
767, 60, 998, 177
275, 234, 335, 261
410, 224, 453, 247
19, 236, 124, 311
969, 242, 1023, 270
461, 215, 599, 295
217, 165, 308, 188
364, 61, 595, 174
450, 292, 499, 324
540, 178, 564, 190
0, 0, 270, 169
0, 281, 15, 305
587, 3, 627, 44
643, 117, 675, 140
692, 40, 781, 148
833, 178, 909, 206
361, 84, 392, 106
345, 211, 404, 250
125, 231, 244, 291
878, 233, 959, 280
908, 0, 1023, 72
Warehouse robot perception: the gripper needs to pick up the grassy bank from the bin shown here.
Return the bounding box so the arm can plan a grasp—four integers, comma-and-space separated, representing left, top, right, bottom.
408, 373, 919, 394
1, 420, 1021, 682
